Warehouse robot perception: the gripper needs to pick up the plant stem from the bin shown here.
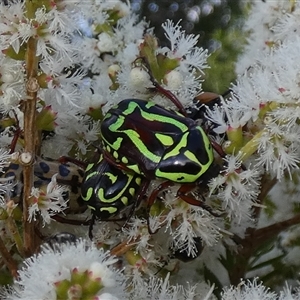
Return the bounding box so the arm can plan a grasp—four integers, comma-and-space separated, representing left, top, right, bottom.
227, 174, 278, 285
22, 36, 39, 256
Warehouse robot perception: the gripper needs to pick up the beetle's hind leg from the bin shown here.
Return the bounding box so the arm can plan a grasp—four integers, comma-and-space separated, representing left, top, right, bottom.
88, 214, 96, 240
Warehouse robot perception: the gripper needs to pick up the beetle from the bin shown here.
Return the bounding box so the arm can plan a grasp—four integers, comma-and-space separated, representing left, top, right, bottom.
0, 156, 84, 211
80, 153, 148, 238
100, 98, 221, 215
172, 237, 204, 262
43, 232, 78, 250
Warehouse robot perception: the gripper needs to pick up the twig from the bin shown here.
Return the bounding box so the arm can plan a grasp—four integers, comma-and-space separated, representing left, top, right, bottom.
254, 213, 300, 243
22, 35, 39, 256
227, 174, 278, 285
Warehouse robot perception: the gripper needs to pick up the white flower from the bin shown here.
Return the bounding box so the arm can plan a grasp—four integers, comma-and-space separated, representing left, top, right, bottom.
205, 98, 247, 134
209, 155, 261, 221
28, 174, 69, 225
150, 186, 222, 254
255, 123, 300, 179
123, 217, 151, 250
0, 149, 12, 171
0, 239, 127, 300
97, 32, 116, 53
130, 272, 202, 300
129, 67, 153, 91
161, 19, 209, 73
164, 70, 183, 90
221, 278, 277, 300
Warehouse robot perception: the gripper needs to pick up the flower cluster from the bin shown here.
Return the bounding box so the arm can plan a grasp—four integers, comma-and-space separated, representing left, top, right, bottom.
2, 0, 300, 298
203, 1, 300, 227
1, 239, 127, 300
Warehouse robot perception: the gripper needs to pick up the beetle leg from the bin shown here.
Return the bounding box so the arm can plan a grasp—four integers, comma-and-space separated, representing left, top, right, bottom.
152, 81, 187, 117
122, 179, 150, 228
147, 181, 175, 208
136, 56, 188, 116
58, 156, 88, 169
51, 214, 91, 226
102, 151, 134, 173
210, 140, 226, 158
88, 180, 150, 239
176, 184, 222, 217
146, 180, 175, 234
88, 214, 96, 240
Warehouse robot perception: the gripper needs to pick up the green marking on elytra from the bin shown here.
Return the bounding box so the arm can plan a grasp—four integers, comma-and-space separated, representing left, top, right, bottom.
104, 112, 112, 119
121, 156, 128, 164
123, 101, 188, 131
139, 110, 187, 130
87, 205, 96, 211
184, 150, 199, 164
97, 154, 104, 163
98, 188, 116, 203
85, 163, 94, 172
155, 133, 174, 146
129, 187, 135, 196
85, 171, 99, 181
113, 151, 118, 159
128, 164, 140, 174
97, 172, 134, 203
156, 169, 197, 183
163, 132, 188, 160
145, 101, 155, 109
100, 207, 118, 213
121, 196, 128, 205
106, 101, 189, 165
109, 122, 161, 163
135, 177, 141, 185
82, 187, 93, 201
104, 172, 118, 184
110, 137, 123, 151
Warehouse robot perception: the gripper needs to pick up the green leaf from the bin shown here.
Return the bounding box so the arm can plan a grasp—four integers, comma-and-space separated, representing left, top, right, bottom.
36, 106, 57, 131
2, 44, 27, 61
203, 265, 223, 299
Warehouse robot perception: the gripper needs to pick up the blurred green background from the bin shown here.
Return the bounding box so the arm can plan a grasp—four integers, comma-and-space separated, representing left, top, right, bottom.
131, 0, 248, 94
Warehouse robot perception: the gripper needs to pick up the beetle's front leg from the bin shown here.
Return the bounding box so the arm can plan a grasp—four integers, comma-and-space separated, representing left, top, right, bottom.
58, 156, 87, 169
102, 151, 134, 173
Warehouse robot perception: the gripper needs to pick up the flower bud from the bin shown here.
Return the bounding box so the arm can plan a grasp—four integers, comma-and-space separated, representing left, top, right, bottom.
1, 72, 15, 83
125, 250, 143, 266
226, 126, 244, 153
37, 73, 52, 89
36, 105, 57, 131
129, 67, 152, 90
108, 64, 121, 78
2, 44, 26, 60
19, 152, 33, 165
67, 284, 82, 300
164, 70, 183, 90
97, 32, 115, 53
